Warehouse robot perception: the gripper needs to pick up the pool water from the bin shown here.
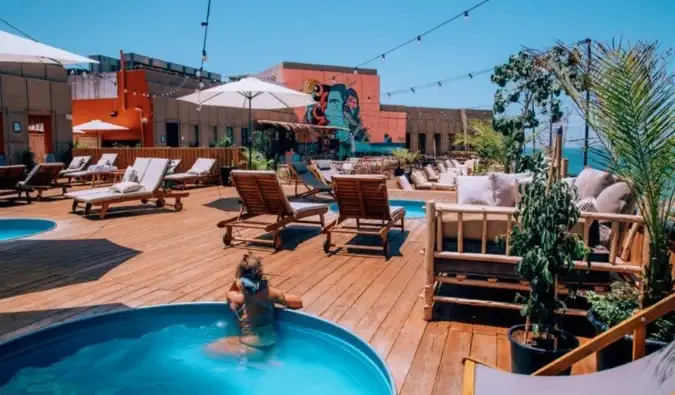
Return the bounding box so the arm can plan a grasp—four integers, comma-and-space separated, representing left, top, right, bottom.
330, 199, 427, 219
0, 218, 56, 241
1, 317, 391, 395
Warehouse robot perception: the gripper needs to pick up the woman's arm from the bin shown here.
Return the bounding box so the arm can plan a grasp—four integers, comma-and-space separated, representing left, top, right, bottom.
270, 287, 303, 309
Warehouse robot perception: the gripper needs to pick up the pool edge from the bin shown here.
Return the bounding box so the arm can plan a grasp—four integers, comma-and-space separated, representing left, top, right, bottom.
0, 217, 58, 242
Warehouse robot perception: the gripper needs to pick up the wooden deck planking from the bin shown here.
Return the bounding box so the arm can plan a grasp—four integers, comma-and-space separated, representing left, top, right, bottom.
0, 184, 596, 394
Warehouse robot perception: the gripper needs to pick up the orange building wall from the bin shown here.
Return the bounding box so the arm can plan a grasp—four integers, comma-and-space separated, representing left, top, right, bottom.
279, 67, 407, 144
72, 70, 154, 146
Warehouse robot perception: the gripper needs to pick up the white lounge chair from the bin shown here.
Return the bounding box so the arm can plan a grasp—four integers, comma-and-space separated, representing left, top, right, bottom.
59, 156, 91, 177
164, 157, 217, 187
64, 153, 118, 183
66, 158, 189, 219
65, 157, 152, 199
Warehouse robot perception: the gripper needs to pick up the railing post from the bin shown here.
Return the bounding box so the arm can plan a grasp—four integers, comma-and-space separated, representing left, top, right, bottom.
423, 201, 436, 321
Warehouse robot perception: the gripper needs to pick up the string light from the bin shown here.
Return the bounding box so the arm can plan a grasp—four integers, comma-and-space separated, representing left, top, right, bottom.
464, 11, 469, 19
381, 67, 492, 97
381, 54, 386, 61
322, 0, 492, 83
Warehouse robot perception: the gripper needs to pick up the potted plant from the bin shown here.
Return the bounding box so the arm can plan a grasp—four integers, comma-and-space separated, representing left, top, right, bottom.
544, 40, 675, 370
507, 153, 588, 375
21, 150, 36, 172
391, 148, 409, 177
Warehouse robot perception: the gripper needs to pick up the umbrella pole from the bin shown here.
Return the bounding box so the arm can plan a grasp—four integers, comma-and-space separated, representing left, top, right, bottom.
248, 97, 252, 169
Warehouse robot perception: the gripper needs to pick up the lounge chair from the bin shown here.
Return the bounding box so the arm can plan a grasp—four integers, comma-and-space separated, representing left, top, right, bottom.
59, 156, 91, 177
424, 164, 440, 181
16, 163, 67, 201
216, 170, 329, 251
66, 158, 189, 219
164, 157, 217, 187
0, 165, 27, 203
64, 153, 118, 184
322, 175, 406, 259
289, 162, 333, 197
410, 170, 455, 190
397, 175, 414, 191
65, 157, 152, 199
311, 159, 339, 184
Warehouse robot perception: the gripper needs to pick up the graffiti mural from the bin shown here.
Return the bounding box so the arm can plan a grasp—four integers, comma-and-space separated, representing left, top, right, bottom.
302, 79, 369, 143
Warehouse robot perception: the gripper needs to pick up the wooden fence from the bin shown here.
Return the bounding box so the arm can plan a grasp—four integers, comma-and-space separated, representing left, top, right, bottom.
72, 147, 247, 173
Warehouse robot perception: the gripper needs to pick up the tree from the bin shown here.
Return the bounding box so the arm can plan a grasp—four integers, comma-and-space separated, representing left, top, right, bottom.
492, 48, 584, 172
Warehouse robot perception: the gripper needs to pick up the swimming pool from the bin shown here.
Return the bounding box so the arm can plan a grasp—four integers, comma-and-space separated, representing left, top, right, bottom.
0, 303, 396, 395
0, 218, 56, 242
329, 199, 427, 219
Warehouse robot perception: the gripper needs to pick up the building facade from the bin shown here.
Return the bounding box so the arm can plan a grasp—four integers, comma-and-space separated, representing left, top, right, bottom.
0, 62, 72, 165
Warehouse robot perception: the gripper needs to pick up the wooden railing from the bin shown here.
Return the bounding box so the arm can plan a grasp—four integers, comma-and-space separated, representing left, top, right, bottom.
534, 292, 675, 375
72, 147, 247, 173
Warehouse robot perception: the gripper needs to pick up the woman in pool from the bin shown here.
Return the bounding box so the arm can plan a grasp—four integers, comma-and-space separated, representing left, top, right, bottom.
206, 253, 303, 357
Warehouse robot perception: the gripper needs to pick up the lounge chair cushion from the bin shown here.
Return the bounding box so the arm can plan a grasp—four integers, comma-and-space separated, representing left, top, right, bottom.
398, 176, 413, 191
188, 168, 209, 175
424, 165, 439, 181
122, 166, 138, 183
450, 159, 461, 167
314, 160, 332, 170
439, 172, 457, 186
187, 158, 215, 175
67, 157, 85, 170
411, 171, 427, 187
111, 181, 143, 194
139, 158, 169, 192
575, 168, 615, 199
288, 201, 329, 215
595, 181, 634, 216
390, 206, 405, 217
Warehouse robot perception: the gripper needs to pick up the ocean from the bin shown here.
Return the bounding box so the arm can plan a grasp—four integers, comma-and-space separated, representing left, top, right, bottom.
524, 146, 608, 176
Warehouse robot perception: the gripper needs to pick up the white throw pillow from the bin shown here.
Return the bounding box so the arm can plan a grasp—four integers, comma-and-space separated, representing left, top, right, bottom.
457, 176, 493, 205
488, 173, 518, 207
576, 197, 597, 212
122, 166, 138, 182
439, 172, 456, 186
111, 181, 143, 194
68, 158, 84, 170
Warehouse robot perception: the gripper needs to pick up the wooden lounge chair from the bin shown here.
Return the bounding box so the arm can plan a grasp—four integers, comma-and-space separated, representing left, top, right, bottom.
397, 175, 414, 191
0, 165, 27, 203
65, 153, 118, 184
164, 157, 217, 187
16, 163, 67, 201
462, 294, 675, 394
65, 157, 152, 199
311, 159, 339, 184
66, 158, 189, 219
289, 162, 333, 197
59, 156, 91, 177
216, 170, 329, 251
322, 175, 406, 259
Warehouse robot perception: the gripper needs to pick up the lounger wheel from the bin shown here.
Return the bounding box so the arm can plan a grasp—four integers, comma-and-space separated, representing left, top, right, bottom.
141, 199, 149, 204
156, 198, 165, 208
323, 239, 330, 253
84, 203, 92, 216
222, 233, 232, 246
175, 201, 183, 212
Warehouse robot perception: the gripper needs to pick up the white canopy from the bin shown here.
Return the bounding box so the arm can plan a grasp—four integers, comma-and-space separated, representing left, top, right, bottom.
74, 120, 128, 133
0, 30, 97, 65
177, 76, 315, 109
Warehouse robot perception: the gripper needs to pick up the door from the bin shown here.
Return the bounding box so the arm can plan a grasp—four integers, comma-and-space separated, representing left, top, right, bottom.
166, 122, 179, 147
418, 134, 426, 154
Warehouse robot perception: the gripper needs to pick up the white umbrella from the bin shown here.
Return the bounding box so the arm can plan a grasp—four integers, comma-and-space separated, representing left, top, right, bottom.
178, 76, 315, 167
74, 119, 128, 147
0, 30, 97, 65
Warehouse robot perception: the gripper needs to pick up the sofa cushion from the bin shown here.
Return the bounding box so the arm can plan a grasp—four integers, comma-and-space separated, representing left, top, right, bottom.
575, 168, 615, 199
489, 172, 518, 207
576, 196, 597, 212
457, 176, 492, 205
595, 181, 635, 217
411, 171, 427, 186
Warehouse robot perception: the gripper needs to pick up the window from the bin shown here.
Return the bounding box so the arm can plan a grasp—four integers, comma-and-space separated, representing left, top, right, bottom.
212, 126, 218, 144
241, 127, 249, 145
12, 122, 22, 133
226, 126, 234, 144
194, 125, 200, 146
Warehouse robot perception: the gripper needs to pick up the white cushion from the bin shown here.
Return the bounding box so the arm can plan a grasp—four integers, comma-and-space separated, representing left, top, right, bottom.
439, 172, 456, 186
187, 168, 208, 175
457, 176, 493, 205
111, 181, 143, 193
488, 172, 518, 207
122, 166, 138, 182
68, 157, 84, 170
576, 197, 597, 212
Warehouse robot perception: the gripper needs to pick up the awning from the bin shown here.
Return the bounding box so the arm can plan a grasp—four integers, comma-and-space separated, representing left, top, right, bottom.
257, 120, 349, 133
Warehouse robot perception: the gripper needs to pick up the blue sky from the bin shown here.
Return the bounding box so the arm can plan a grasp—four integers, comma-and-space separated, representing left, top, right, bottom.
3, 0, 673, 144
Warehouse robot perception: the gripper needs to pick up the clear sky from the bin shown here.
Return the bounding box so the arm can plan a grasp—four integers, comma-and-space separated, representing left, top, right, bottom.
3, 0, 673, 144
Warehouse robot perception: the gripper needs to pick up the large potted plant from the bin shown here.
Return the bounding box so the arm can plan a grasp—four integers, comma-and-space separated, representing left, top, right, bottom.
391, 148, 409, 176
545, 40, 675, 370
507, 148, 588, 375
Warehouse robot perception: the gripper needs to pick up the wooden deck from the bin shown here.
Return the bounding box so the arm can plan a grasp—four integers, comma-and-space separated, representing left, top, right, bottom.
0, 184, 595, 394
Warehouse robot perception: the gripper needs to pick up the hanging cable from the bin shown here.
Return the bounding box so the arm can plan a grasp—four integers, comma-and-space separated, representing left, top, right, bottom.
381, 67, 492, 97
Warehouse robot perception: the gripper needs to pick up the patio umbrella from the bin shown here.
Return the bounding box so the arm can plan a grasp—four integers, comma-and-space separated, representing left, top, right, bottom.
0, 30, 97, 65
177, 76, 315, 168
74, 119, 128, 147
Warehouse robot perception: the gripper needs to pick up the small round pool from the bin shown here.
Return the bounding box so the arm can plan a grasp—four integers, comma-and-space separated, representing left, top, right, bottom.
0, 218, 56, 242
329, 199, 427, 219
0, 303, 395, 395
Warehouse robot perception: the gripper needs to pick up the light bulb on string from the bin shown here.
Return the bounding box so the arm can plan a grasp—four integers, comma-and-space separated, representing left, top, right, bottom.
411, 88, 415, 94
437, 81, 442, 88
196, 70, 201, 78
464, 11, 469, 19
417, 36, 421, 44
468, 73, 473, 78
353, 68, 358, 75
381, 54, 386, 61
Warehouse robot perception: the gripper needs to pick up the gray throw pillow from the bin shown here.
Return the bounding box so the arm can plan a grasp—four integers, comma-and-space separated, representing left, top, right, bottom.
595, 182, 635, 216
575, 168, 615, 199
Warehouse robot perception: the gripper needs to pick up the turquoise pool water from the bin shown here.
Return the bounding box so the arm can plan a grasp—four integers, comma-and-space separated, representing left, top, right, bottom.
329, 199, 426, 219
0, 218, 56, 241
0, 305, 394, 395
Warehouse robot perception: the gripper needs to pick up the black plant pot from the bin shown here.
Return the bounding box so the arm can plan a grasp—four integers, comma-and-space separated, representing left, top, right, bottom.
220, 166, 234, 186
394, 167, 405, 177
587, 311, 667, 371
508, 324, 579, 375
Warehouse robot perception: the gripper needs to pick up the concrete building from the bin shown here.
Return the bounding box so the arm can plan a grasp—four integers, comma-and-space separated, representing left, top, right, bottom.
0, 62, 72, 165
71, 52, 295, 148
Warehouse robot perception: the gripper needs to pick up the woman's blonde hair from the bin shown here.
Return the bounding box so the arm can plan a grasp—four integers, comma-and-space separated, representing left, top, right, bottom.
236, 253, 265, 283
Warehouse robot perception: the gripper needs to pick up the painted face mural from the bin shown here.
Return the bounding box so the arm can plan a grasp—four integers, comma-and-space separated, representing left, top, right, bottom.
303, 80, 368, 143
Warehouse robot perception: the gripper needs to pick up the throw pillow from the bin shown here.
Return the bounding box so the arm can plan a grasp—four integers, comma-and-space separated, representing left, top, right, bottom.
595, 182, 635, 216
575, 196, 597, 212
68, 157, 84, 170
575, 168, 615, 199
457, 176, 492, 205
488, 173, 518, 207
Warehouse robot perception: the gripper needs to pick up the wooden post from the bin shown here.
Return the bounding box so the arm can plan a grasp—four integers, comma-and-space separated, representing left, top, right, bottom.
423, 201, 436, 321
